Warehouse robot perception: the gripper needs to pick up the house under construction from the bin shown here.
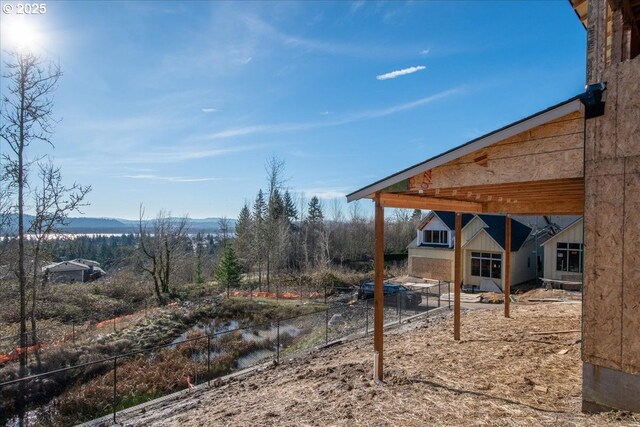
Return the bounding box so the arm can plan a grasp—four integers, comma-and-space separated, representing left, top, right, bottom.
347, 0, 640, 413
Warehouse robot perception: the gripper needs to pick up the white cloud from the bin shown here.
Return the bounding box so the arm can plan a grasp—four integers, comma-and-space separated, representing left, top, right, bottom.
420, 48, 430, 56
376, 65, 426, 81
300, 188, 348, 200
241, 57, 252, 64
202, 108, 218, 113
319, 111, 330, 115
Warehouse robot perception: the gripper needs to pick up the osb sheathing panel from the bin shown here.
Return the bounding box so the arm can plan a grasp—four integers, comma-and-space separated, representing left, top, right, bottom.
410, 257, 452, 282
616, 58, 640, 157
622, 158, 640, 373
585, 157, 624, 177
596, 63, 619, 160
408, 114, 584, 190
583, 172, 624, 370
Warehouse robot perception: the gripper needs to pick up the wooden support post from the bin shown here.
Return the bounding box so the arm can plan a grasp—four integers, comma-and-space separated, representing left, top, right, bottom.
454, 213, 462, 341
373, 193, 384, 381
504, 215, 512, 318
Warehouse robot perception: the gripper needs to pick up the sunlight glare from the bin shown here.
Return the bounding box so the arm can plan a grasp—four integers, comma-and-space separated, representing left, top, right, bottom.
3, 18, 42, 51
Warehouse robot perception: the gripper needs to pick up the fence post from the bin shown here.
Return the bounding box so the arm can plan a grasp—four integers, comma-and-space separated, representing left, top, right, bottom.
448, 282, 451, 310
325, 308, 329, 345
276, 319, 280, 363
438, 282, 441, 308
426, 289, 429, 313
207, 334, 211, 387
113, 356, 118, 423
365, 298, 369, 337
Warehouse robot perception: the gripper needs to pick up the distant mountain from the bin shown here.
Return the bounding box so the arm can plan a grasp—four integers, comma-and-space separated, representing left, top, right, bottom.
1, 215, 235, 235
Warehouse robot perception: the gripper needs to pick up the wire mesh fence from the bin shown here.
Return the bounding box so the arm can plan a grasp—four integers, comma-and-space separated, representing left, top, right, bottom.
0, 282, 451, 426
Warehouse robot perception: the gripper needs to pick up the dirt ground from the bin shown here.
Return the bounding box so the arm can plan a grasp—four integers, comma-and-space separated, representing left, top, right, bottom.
112, 302, 639, 427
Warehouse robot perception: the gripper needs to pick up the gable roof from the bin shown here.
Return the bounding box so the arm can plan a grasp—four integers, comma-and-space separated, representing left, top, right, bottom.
420, 211, 532, 251
476, 214, 532, 252
346, 95, 583, 202
429, 211, 474, 230
43, 260, 91, 273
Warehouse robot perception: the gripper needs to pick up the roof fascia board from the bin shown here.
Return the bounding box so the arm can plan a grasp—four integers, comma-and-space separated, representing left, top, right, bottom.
347, 98, 584, 202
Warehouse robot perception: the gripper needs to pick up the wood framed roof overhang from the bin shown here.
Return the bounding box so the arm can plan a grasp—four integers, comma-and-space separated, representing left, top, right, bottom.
347, 96, 586, 216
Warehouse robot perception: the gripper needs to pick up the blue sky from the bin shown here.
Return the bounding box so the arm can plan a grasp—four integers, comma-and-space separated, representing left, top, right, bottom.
0, 1, 586, 219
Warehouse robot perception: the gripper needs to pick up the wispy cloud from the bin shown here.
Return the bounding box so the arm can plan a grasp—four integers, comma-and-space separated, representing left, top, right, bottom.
201, 87, 464, 141
118, 144, 261, 165
420, 48, 430, 56
121, 174, 222, 183
376, 65, 426, 81
202, 108, 218, 113
241, 57, 252, 64
240, 14, 420, 59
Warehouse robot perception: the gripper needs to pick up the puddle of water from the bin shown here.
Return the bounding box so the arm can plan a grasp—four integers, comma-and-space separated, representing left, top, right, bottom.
241, 324, 300, 342
171, 319, 240, 348
236, 349, 274, 369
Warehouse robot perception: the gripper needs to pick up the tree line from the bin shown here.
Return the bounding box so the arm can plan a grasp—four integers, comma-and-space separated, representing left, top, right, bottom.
232, 157, 423, 292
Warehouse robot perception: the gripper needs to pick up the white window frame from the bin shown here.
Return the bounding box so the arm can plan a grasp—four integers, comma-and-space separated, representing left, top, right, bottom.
422, 229, 448, 245
470, 251, 502, 279
556, 242, 583, 273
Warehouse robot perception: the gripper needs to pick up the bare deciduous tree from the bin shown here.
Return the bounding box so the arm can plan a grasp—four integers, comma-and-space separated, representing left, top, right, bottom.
138, 206, 189, 304
28, 161, 90, 346
1, 50, 62, 387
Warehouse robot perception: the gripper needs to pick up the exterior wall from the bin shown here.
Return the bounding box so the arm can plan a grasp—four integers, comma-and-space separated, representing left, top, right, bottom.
543, 220, 584, 281
511, 239, 537, 285
461, 217, 485, 246
408, 247, 454, 281
463, 231, 504, 287
583, 52, 640, 410
50, 270, 84, 283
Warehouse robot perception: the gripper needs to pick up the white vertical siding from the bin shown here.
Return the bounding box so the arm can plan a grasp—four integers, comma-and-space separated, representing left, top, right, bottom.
511, 239, 537, 285
461, 217, 486, 246
543, 219, 584, 281
463, 230, 504, 287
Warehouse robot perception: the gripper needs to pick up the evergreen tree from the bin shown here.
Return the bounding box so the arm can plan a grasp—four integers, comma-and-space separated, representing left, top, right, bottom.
235, 203, 252, 270
307, 196, 324, 222
214, 244, 242, 297
283, 190, 298, 222
269, 188, 284, 221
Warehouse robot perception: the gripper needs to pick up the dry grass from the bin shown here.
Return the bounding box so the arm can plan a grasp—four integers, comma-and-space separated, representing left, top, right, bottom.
117, 302, 639, 427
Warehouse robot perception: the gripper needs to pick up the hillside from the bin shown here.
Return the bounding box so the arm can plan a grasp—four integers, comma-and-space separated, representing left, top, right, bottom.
108, 303, 637, 427
2, 215, 235, 235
